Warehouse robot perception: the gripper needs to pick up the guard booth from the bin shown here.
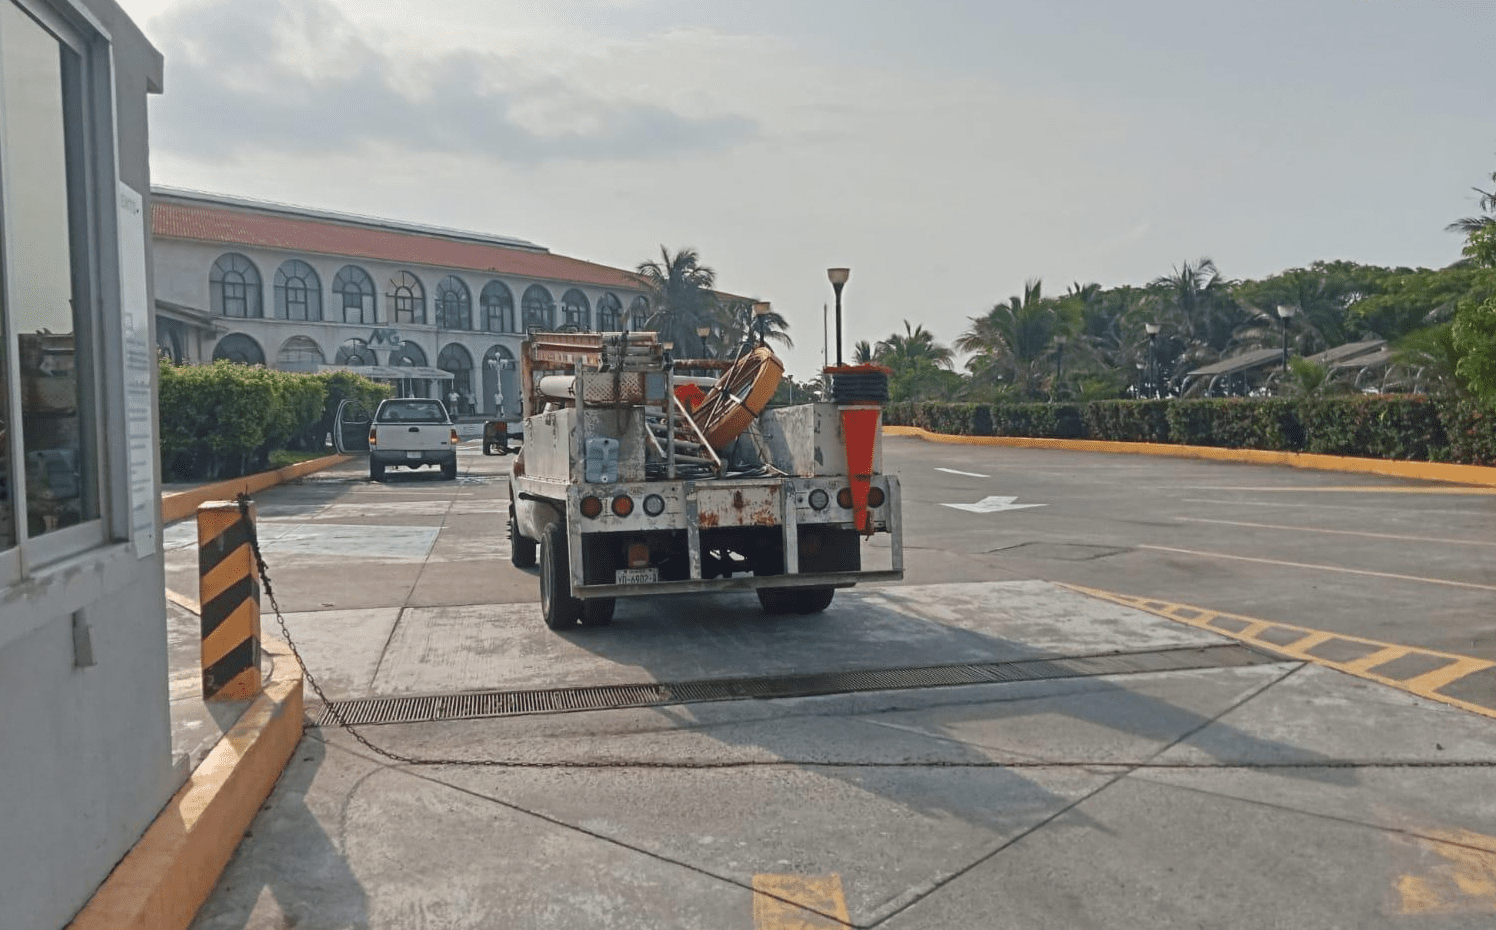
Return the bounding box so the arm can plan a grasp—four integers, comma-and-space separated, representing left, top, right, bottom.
0, 3, 177, 929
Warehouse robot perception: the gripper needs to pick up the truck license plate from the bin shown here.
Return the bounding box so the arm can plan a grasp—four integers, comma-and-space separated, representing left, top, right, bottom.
615, 568, 658, 584
405, 451, 421, 459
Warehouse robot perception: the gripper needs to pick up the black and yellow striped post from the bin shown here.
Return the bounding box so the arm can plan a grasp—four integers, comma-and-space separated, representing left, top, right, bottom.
197, 500, 262, 700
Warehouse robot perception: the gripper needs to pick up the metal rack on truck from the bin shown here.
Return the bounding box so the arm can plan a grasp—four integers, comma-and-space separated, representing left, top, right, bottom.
507, 330, 903, 629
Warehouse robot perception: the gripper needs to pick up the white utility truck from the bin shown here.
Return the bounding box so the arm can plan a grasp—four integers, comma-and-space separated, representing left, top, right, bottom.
508, 331, 903, 629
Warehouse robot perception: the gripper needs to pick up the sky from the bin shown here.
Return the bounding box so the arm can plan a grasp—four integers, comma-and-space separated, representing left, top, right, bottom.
114, 0, 1496, 379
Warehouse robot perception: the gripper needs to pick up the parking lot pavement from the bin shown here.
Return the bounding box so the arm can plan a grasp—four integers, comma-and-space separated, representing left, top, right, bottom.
164, 441, 1496, 929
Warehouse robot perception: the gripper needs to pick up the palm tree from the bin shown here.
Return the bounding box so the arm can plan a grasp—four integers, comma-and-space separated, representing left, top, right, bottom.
710, 299, 793, 358
956, 279, 1075, 399
635, 246, 717, 351
852, 340, 875, 364
1446, 166, 1496, 237
875, 321, 955, 402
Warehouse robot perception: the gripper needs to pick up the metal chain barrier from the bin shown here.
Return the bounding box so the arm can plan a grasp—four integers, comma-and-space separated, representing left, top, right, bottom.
236, 494, 1494, 773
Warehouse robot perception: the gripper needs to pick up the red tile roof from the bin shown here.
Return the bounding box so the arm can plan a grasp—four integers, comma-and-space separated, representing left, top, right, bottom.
151, 195, 646, 292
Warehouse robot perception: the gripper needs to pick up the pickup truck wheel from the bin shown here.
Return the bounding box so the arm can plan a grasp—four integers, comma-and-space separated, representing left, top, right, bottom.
757, 585, 835, 615
509, 511, 537, 568
441, 457, 458, 480
540, 523, 581, 629
370, 460, 385, 481
482, 442, 493, 456
580, 598, 615, 627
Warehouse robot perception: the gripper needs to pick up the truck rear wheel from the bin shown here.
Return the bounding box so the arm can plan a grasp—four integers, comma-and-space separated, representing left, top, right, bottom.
370, 460, 384, 481
540, 522, 581, 629
757, 586, 835, 615
509, 509, 537, 568
441, 457, 457, 480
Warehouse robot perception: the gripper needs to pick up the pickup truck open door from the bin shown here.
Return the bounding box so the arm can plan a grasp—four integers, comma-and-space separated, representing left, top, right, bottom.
333, 399, 371, 454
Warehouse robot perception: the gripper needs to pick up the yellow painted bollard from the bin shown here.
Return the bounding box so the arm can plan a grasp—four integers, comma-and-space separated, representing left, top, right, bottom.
197, 500, 261, 700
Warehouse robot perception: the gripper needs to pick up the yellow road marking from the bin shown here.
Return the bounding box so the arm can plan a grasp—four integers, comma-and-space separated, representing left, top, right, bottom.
753, 874, 851, 929
1061, 584, 1496, 720
1394, 828, 1496, 915
1176, 516, 1496, 548
1138, 544, 1496, 593
1178, 485, 1496, 495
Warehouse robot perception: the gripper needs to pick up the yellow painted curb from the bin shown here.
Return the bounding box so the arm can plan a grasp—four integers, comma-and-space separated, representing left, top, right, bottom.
161, 454, 351, 524
883, 426, 1496, 488
66, 639, 304, 930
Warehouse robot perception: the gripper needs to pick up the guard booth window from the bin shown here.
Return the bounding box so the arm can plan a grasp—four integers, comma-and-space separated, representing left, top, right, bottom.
0, 1, 101, 555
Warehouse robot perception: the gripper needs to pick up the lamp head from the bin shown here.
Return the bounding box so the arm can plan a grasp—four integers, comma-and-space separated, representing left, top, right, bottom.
752, 301, 771, 318
826, 267, 850, 287
1277, 304, 1298, 320
697, 325, 712, 338
1144, 323, 1160, 336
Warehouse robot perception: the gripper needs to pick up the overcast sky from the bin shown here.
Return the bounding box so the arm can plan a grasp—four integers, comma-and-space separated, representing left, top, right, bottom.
116, 0, 1495, 378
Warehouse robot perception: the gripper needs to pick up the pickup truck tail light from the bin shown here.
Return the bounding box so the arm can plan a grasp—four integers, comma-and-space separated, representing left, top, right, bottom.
368, 430, 377, 448
450, 428, 459, 445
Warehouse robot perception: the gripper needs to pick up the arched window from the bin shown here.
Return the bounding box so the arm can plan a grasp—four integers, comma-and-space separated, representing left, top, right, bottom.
481, 280, 515, 333
332, 265, 376, 324
629, 296, 650, 331
212, 333, 265, 366
522, 284, 555, 331
210, 253, 263, 318
388, 271, 426, 325
335, 338, 375, 366
596, 293, 622, 331
560, 288, 590, 330
389, 341, 427, 367
435, 275, 472, 330
275, 335, 325, 372
273, 259, 322, 321
438, 343, 476, 409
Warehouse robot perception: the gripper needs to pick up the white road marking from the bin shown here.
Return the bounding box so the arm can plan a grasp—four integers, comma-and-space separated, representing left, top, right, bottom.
1140, 544, 1496, 593
935, 467, 990, 478
1176, 516, 1496, 548
941, 495, 1046, 514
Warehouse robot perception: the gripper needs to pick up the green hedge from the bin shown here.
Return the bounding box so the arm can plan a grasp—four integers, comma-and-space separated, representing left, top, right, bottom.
883, 395, 1496, 466
159, 361, 389, 481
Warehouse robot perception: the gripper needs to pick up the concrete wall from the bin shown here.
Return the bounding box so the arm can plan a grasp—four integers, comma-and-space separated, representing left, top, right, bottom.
0, 3, 176, 929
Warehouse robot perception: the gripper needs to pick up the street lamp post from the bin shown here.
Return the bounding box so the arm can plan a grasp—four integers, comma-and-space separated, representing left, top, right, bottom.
1276, 305, 1297, 374
696, 324, 712, 360
1144, 322, 1161, 398
827, 268, 850, 366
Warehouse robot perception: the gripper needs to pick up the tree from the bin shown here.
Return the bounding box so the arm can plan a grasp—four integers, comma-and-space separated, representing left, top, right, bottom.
635, 246, 717, 353
956, 279, 1076, 399
852, 340, 875, 364
708, 299, 793, 359
1452, 296, 1496, 400
1446, 164, 1496, 237
874, 321, 955, 402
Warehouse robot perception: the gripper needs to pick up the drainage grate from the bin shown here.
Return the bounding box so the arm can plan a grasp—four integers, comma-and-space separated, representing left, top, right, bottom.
313, 642, 1269, 728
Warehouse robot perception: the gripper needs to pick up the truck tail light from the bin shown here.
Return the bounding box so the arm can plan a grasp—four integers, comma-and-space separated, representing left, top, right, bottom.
450, 428, 459, 445
807, 488, 830, 511
643, 494, 666, 517
868, 486, 885, 508
368, 431, 377, 448
627, 542, 650, 568
611, 495, 634, 518
837, 487, 853, 509
580, 495, 603, 519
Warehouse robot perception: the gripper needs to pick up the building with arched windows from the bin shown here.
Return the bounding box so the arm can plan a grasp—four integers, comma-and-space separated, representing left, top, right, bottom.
151, 188, 653, 419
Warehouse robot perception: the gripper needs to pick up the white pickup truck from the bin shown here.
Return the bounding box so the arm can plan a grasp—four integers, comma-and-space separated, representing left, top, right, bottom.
368, 398, 459, 481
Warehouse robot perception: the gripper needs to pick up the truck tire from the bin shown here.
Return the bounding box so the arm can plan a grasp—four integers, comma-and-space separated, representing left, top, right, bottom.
509, 509, 537, 568
757, 585, 835, 615
580, 598, 615, 627
482, 442, 493, 456
540, 522, 581, 629
442, 457, 457, 480
370, 460, 385, 481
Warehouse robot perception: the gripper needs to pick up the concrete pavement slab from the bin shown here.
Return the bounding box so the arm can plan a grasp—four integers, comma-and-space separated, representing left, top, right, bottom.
274, 608, 402, 701
360, 582, 1236, 697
